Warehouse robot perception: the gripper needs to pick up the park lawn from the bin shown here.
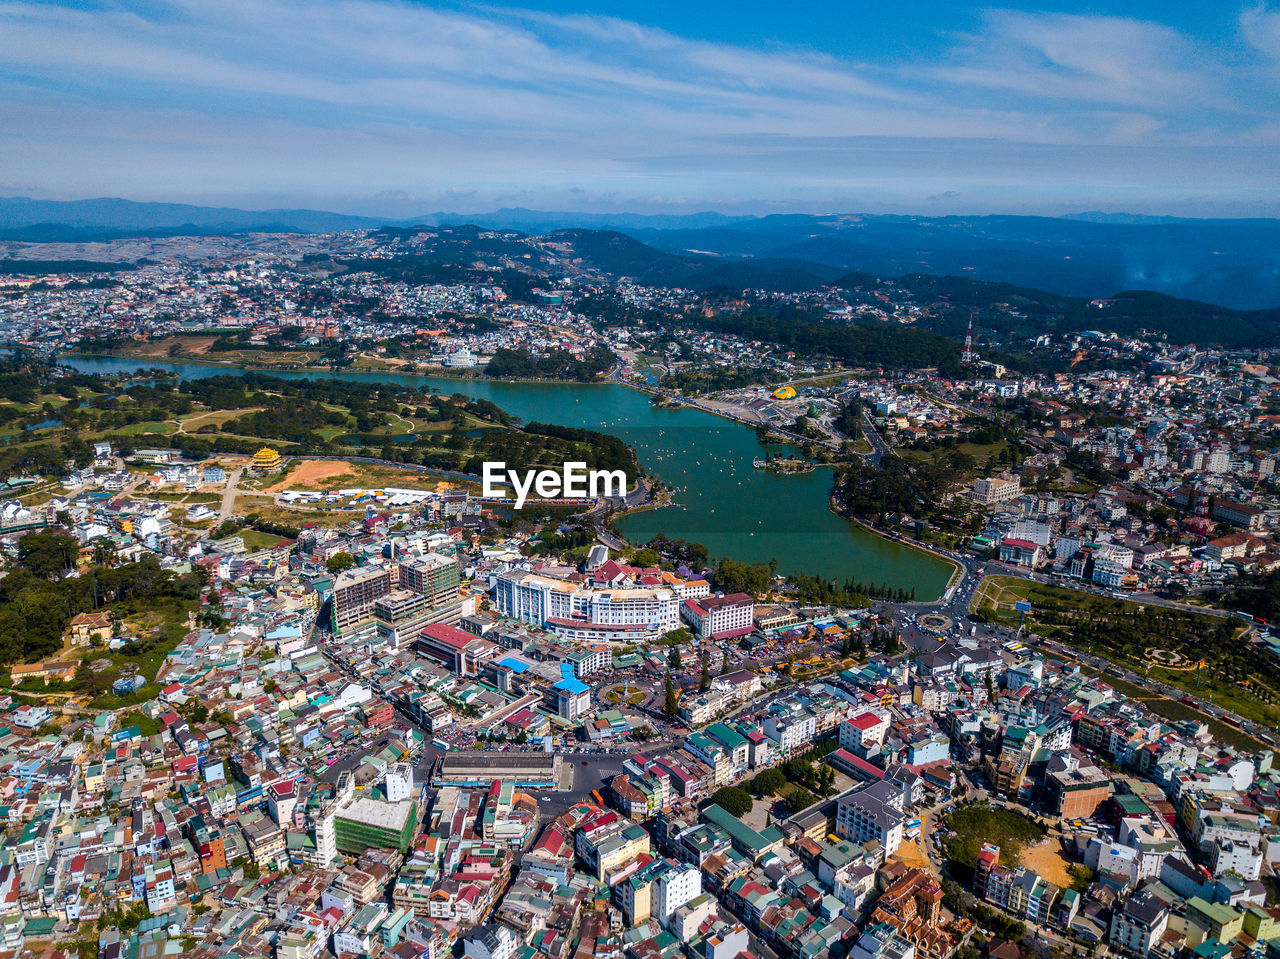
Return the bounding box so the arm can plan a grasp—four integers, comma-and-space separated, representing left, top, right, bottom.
942, 803, 1045, 875
148, 491, 222, 504
113, 421, 174, 436
236, 497, 354, 528
240, 527, 292, 551
983, 576, 1271, 732
178, 408, 260, 430
902, 440, 1009, 472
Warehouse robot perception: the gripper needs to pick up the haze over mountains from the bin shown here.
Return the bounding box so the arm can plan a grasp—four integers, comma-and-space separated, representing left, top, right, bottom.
3, 196, 1280, 312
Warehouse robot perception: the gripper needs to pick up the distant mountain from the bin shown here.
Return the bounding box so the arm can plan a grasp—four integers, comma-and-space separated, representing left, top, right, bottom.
837, 272, 1280, 349
4, 195, 1280, 313
546, 229, 841, 291
0, 196, 379, 240
411, 208, 753, 233
625, 213, 1280, 309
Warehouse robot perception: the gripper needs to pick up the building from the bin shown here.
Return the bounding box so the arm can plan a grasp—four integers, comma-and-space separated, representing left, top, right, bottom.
1045, 751, 1112, 819
463, 924, 516, 959
493, 568, 679, 642
835, 781, 906, 861
680, 593, 755, 641
840, 713, 890, 752
416, 623, 499, 676
1109, 891, 1169, 958
252, 447, 283, 472
436, 752, 562, 788
385, 763, 414, 802
654, 861, 702, 925
334, 798, 418, 854
546, 673, 592, 721
972, 475, 1021, 505
1212, 498, 1266, 531
332, 564, 395, 638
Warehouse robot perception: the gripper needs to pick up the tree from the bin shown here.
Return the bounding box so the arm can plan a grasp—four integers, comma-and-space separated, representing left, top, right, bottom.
669, 646, 682, 671
17, 530, 79, 580
711, 786, 753, 817
785, 788, 816, 814
753, 768, 786, 795
631, 548, 660, 567
700, 653, 711, 691
663, 672, 679, 719
327, 552, 355, 574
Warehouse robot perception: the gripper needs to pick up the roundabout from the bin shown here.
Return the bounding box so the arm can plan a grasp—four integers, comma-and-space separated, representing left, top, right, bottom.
919, 613, 954, 633
600, 682, 653, 708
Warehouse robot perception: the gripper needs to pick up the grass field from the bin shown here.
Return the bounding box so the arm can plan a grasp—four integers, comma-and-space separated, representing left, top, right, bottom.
903, 439, 1009, 471
235, 496, 356, 528
240, 528, 293, 551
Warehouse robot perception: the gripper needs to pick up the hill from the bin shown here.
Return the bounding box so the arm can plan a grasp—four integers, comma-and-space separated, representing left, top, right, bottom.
0, 196, 379, 241
841, 273, 1280, 348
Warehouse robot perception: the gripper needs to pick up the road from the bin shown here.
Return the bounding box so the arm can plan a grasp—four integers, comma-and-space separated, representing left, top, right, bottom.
217, 467, 243, 522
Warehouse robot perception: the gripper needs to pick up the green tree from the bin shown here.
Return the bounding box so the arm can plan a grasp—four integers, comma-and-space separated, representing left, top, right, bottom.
17, 530, 79, 580
700, 653, 711, 691
631, 548, 660, 567
785, 788, 816, 814
752, 768, 786, 795
711, 786, 753, 817
669, 646, 682, 671
327, 552, 355, 574
663, 672, 679, 719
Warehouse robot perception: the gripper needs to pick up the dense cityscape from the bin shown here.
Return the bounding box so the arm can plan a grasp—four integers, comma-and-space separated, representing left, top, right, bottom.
0, 213, 1272, 959
5, 0, 1280, 956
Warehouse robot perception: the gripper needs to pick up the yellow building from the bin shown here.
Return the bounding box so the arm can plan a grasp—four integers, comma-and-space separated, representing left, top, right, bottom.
252, 448, 282, 472
772, 386, 797, 400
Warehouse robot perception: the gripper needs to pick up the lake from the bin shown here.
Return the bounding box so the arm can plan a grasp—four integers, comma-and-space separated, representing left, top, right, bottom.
61, 355, 953, 599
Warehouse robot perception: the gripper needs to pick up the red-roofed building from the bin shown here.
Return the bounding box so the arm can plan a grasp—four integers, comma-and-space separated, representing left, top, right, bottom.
416, 623, 499, 676
681, 593, 755, 641
839, 712, 890, 751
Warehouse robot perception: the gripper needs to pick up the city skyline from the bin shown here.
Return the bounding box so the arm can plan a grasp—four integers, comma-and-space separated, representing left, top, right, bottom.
1, 0, 1279, 216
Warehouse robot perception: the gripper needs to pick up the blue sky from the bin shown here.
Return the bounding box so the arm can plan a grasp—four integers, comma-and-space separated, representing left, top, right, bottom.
1, 0, 1278, 216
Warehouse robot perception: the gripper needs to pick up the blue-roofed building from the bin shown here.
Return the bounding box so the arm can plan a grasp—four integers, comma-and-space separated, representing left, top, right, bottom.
547, 668, 592, 720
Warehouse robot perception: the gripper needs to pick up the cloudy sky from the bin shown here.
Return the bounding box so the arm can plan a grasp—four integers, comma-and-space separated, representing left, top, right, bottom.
1, 0, 1278, 216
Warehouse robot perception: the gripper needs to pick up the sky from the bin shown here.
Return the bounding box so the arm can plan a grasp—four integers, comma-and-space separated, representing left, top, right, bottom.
1, 0, 1279, 217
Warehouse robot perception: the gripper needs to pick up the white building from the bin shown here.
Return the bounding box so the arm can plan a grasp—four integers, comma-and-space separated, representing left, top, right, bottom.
680, 593, 755, 641
463, 924, 516, 959
493, 569, 679, 642
385, 763, 414, 803
835, 780, 906, 861
655, 862, 702, 927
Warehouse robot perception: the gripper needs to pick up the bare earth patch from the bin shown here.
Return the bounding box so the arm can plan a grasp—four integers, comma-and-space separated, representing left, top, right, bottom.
1021, 838, 1073, 888
267, 460, 354, 492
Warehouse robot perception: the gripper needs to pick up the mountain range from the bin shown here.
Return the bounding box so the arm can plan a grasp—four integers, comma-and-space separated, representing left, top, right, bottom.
3, 195, 1280, 318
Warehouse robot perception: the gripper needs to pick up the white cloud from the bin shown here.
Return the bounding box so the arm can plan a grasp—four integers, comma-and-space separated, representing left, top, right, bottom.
0, 0, 1274, 209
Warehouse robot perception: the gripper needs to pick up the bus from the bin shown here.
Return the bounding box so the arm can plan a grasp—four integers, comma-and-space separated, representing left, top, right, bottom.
590, 789, 604, 804
432, 738, 449, 751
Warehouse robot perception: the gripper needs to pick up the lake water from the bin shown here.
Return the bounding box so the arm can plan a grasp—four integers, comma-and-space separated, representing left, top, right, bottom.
62, 356, 952, 598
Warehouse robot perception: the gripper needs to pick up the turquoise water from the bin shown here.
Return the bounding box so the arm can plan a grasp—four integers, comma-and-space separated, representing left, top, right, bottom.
62, 356, 952, 598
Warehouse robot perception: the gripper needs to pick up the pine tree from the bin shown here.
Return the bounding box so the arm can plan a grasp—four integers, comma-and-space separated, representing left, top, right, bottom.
663, 672, 679, 719
700, 654, 711, 691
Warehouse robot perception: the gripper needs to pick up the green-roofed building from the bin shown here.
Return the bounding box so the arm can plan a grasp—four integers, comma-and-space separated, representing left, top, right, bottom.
702, 802, 785, 862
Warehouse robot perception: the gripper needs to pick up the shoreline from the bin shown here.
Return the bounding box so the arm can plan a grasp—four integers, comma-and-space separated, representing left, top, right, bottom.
830, 493, 963, 602
62, 350, 952, 599
59, 350, 613, 386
